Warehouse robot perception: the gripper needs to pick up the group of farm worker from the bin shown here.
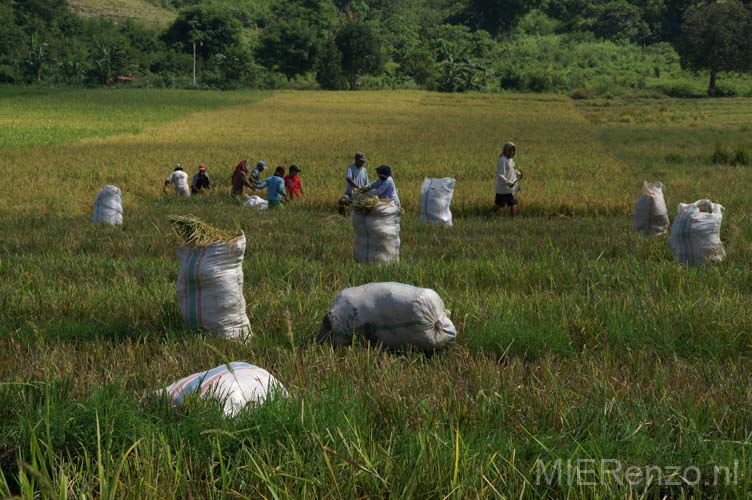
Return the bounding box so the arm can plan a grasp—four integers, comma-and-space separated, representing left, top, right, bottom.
164, 143, 521, 215
164, 161, 304, 207
230, 161, 303, 208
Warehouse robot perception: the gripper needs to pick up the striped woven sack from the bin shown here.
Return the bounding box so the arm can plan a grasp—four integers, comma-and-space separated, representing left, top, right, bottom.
177, 233, 251, 338
163, 361, 287, 416
669, 200, 725, 266
351, 203, 401, 264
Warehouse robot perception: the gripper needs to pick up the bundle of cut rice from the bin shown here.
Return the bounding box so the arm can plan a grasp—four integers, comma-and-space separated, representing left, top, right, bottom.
169, 215, 241, 246
169, 216, 251, 339
351, 194, 394, 214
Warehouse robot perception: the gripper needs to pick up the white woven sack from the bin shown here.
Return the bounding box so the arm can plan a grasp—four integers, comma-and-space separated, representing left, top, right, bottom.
634, 181, 669, 236
669, 200, 725, 266
93, 185, 123, 225
244, 195, 269, 210
163, 362, 287, 416
324, 282, 457, 351
351, 203, 401, 264
420, 178, 456, 226
176, 233, 251, 338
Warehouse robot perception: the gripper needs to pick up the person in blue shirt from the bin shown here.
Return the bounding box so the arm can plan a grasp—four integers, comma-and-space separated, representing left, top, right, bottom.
250, 161, 266, 186
256, 166, 287, 208
361, 165, 400, 206
338, 151, 369, 215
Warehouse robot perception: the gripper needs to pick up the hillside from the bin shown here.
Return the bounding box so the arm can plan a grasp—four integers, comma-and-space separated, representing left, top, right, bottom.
67, 0, 175, 28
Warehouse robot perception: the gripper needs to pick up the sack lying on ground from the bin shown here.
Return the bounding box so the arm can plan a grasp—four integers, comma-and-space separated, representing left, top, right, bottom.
244, 195, 269, 211
173, 218, 251, 338
162, 362, 287, 416
351, 200, 401, 264
669, 199, 725, 266
634, 181, 669, 236
93, 185, 123, 225
420, 178, 456, 226
318, 282, 457, 351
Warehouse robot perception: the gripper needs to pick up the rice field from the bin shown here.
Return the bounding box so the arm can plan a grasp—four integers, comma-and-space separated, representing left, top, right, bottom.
1, 88, 752, 498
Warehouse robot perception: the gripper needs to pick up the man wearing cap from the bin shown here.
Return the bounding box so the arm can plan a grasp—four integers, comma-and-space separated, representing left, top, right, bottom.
284, 165, 304, 199
191, 163, 211, 194
250, 161, 266, 186
338, 152, 369, 214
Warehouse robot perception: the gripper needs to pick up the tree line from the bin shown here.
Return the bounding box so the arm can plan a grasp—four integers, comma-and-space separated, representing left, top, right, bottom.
1, 0, 751, 95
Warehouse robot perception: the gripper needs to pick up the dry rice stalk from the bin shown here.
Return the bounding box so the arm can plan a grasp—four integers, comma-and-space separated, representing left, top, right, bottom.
351, 194, 393, 214
169, 215, 241, 246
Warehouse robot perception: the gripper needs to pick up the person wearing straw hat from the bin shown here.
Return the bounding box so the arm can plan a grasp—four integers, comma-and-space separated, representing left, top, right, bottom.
284, 165, 304, 200
361, 164, 400, 206
165, 163, 190, 197
491, 142, 522, 217
191, 163, 211, 194
338, 151, 369, 215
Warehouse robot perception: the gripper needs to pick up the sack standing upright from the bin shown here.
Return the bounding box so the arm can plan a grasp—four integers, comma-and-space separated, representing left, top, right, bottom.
173, 219, 251, 339
351, 201, 401, 264
669, 199, 725, 266
93, 185, 123, 225
633, 181, 669, 236
420, 178, 456, 226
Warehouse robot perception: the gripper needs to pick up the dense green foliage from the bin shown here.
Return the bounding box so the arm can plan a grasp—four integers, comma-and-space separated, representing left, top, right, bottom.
2, 0, 752, 94
677, 1, 752, 96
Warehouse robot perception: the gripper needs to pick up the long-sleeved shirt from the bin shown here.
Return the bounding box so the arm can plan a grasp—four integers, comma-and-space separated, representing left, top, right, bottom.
257, 175, 286, 202
344, 164, 368, 197
167, 170, 190, 197
192, 173, 211, 190
366, 176, 400, 206
495, 155, 518, 195
231, 170, 254, 196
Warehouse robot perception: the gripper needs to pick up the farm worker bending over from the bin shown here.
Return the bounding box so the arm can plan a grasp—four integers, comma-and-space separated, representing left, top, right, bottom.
231, 160, 255, 197
492, 142, 522, 217
250, 161, 266, 186
191, 164, 211, 193
361, 165, 400, 206
338, 151, 369, 215
284, 165, 304, 199
256, 166, 287, 208
165, 163, 190, 197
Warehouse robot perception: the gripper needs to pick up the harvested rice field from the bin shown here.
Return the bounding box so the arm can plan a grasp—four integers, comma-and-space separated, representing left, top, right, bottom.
1, 88, 752, 498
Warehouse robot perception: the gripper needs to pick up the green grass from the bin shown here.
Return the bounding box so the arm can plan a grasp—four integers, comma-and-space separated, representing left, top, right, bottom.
67, 0, 176, 28
1, 88, 752, 497
0, 87, 269, 147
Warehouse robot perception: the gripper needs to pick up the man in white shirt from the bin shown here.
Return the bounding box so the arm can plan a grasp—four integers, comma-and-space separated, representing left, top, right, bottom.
338, 151, 369, 214
492, 142, 521, 217
165, 163, 190, 197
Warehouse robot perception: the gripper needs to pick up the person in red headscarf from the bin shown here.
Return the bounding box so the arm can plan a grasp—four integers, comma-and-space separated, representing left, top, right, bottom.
231, 160, 254, 197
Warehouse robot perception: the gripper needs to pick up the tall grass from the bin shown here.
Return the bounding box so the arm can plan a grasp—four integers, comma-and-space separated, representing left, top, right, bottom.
1, 88, 752, 497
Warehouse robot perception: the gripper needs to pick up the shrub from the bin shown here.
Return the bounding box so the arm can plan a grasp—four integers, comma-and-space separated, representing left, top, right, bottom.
712, 141, 733, 164
734, 143, 750, 166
